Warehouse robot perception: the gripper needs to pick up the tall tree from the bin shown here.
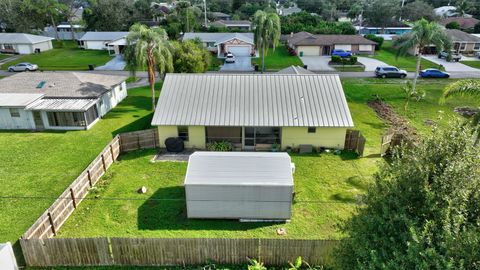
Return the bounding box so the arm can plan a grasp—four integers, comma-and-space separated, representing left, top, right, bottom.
59, 0, 86, 40
171, 40, 211, 73
363, 0, 400, 31
394, 19, 450, 94
84, 0, 134, 31
335, 122, 480, 269
252, 10, 281, 72
24, 0, 65, 39
125, 24, 173, 110
402, 1, 438, 22
441, 80, 480, 144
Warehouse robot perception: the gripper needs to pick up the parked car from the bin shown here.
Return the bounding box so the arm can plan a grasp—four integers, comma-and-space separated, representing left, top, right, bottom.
476, 51, 480, 59
8, 62, 38, 72
225, 52, 235, 63
331, 49, 352, 58
438, 51, 461, 62
375, 66, 407, 78
419, 68, 450, 78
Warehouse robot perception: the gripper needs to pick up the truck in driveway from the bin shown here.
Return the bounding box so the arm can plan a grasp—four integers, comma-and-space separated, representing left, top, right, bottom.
438, 51, 461, 62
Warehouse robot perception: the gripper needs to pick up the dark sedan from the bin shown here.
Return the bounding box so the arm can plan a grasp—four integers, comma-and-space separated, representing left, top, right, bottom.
419, 69, 450, 78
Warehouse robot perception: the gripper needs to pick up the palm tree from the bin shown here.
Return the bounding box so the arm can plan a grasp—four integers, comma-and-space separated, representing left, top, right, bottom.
441, 80, 480, 144
394, 19, 451, 94
252, 10, 281, 72
125, 23, 173, 111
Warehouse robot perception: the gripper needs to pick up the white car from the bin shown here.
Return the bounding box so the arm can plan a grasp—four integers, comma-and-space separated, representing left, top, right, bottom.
8, 62, 38, 72
225, 53, 235, 63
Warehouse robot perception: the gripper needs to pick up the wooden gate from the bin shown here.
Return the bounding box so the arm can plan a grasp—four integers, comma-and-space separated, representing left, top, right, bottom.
380, 133, 393, 156
344, 129, 366, 156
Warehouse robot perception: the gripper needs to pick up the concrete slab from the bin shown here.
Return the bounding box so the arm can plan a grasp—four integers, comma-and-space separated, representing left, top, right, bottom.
220, 57, 253, 72
356, 57, 390, 71
300, 56, 334, 71
421, 55, 479, 72
95, 55, 126, 71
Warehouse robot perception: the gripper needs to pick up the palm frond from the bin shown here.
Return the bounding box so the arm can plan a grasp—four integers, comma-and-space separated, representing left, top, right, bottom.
441, 80, 480, 104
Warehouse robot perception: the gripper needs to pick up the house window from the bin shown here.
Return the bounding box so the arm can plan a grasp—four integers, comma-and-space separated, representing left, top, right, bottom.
308, 127, 316, 133
459, 43, 466, 51
9, 108, 20, 117
474, 43, 480, 51
3, 44, 14, 50
178, 126, 189, 141
206, 42, 215, 47
47, 112, 86, 127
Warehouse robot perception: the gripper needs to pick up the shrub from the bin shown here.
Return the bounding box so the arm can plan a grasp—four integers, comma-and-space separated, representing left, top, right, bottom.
445, 21, 460, 29
364, 34, 384, 50
206, 141, 233, 151
331, 55, 341, 63
349, 56, 358, 65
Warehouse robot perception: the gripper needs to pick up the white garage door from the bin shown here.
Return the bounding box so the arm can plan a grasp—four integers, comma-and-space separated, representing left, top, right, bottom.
298, 46, 320, 56
335, 44, 352, 51
359, 44, 373, 51
227, 46, 251, 56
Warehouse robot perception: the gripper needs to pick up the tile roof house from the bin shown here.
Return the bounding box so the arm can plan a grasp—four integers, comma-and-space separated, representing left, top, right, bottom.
210, 20, 252, 30
0, 33, 54, 54
152, 74, 353, 151
441, 17, 480, 31
287, 32, 377, 56
0, 72, 127, 130
78, 32, 129, 55
182, 32, 255, 57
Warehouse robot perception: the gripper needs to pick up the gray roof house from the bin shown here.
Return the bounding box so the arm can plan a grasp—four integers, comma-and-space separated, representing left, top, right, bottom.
152, 74, 353, 151
78, 32, 129, 54
0, 72, 127, 130
210, 20, 252, 30
0, 33, 54, 54
182, 32, 255, 57
185, 152, 294, 220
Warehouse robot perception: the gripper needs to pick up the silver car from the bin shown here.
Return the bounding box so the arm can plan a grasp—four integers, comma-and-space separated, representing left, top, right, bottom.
225, 53, 236, 63
8, 62, 38, 72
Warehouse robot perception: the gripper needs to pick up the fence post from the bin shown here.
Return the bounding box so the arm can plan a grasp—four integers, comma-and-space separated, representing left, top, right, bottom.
101, 154, 106, 172
87, 170, 93, 187
70, 188, 77, 209
47, 212, 56, 236
109, 144, 115, 162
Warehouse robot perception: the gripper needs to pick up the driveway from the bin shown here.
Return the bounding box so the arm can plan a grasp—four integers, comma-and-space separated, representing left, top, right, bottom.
421, 55, 479, 72
220, 57, 253, 72
356, 57, 389, 71
95, 55, 126, 71
300, 56, 334, 71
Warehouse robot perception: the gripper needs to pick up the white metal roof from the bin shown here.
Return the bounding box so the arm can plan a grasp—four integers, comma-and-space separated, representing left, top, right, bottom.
182, 32, 254, 44
184, 152, 293, 186
25, 98, 98, 111
0, 93, 44, 107
78, 32, 129, 41
152, 74, 354, 127
0, 33, 53, 44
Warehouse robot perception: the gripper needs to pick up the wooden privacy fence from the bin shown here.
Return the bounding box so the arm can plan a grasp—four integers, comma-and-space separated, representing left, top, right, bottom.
22, 129, 160, 240
20, 237, 339, 267
344, 129, 366, 156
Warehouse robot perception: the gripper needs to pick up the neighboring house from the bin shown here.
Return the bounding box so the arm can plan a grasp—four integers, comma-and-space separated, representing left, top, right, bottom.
277, 65, 313, 74
209, 12, 231, 21
151, 74, 354, 151
43, 23, 85, 40
0, 33, 53, 54
182, 32, 255, 57
78, 32, 129, 55
277, 4, 301, 16
151, 2, 175, 22
185, 152, 294, 220
357, 26, 412, 40
434, 6, 472, 18
441, 17, 480, 31
0, 72, 127, 130
413, 29, 480, 54
210, 20, 252, 31
287, 31, 376, 56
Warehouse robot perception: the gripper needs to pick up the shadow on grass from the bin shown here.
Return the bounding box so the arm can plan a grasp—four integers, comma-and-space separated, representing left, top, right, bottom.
138, 187, 274, 232
117, 148, 157, 161
111, 113, 154, 136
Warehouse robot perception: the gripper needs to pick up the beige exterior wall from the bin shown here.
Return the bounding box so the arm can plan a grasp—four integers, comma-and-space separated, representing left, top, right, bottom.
157, 126, 206, 149
296, 45, 320, 56
281, 127, 347, 149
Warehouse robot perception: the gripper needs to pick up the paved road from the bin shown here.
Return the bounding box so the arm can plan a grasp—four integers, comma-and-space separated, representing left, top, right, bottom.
95, 55, 126, 71
220, 57, 254, 72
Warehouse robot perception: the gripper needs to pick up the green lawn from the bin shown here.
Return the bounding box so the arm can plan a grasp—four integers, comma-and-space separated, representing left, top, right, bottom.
0, 84, 160, 245
370, 41, 442, 71
333, 65, 365, 72
0, 54, 11, 61
460, 61, 480, 69
208, 57, 223, 71
2, 41, 112, 71
252, 45, 303, 71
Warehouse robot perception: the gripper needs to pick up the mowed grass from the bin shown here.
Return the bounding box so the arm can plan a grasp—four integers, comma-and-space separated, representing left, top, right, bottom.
58, 78, 480, 240
0, 54, 11, 60
370, 41, 442, 71
2, 41, 112, 71
0, 84, 160, 244
460, 61, 480, 69
252, 45, 303, 71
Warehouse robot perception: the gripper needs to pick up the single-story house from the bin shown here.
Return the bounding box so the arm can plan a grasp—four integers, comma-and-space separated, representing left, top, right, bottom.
0, 33, 53, 54
208, 12, 231, 21
357, 26, 412, 40
185, 152, 294, 220
182, 32, 255, 57
0, 72, 127, 130
277, 65, 313, 74
78, 32, 129, 55
152, 74, 354, 151
287, 31, 377, 56
210, 20, 252, 30
440, 17, 480, 31
407, 29, 480, 55
278, 4, 302, 16
434, 6, 472, 18
43, 23, 85, 40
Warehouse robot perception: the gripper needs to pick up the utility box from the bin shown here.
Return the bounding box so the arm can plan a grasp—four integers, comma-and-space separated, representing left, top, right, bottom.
184, 152, 294, 221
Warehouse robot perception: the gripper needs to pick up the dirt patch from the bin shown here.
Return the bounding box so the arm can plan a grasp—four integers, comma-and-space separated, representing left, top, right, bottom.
367, 98, 419, 142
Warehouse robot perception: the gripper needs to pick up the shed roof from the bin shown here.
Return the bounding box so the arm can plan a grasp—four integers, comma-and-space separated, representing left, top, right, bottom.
78, 32, 129, 41
184, 152, 293, 186
0, 33, 53, 44
0, 93, 44, 107
25, 98, 98, 111
0, 72, 127, 98
182, 32, 254, 44
152, 74, 353, 127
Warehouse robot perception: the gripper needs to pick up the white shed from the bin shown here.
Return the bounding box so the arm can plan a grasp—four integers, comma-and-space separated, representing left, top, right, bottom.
184, 152, 294, 220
